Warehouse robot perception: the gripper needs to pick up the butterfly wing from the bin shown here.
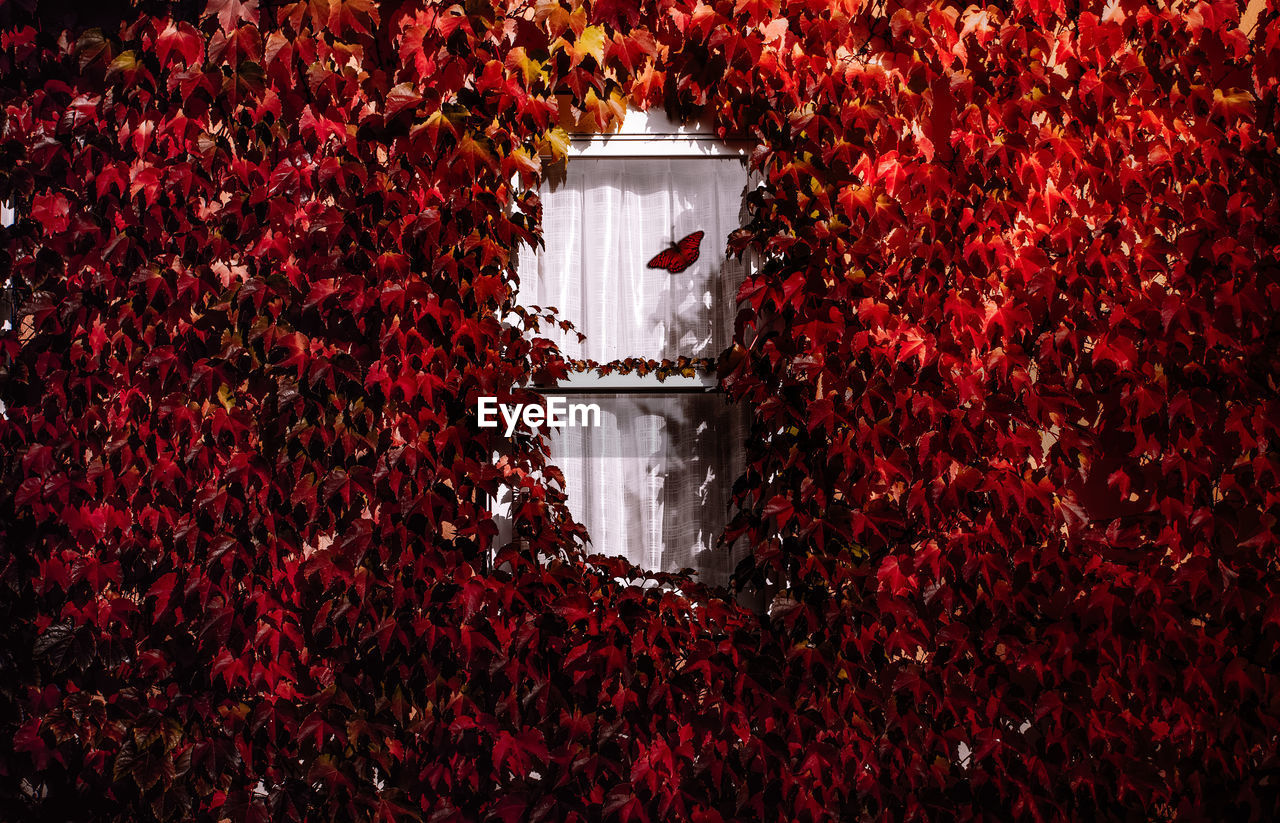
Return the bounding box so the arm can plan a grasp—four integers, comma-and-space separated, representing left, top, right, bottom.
647, 248, 682, 271
666, 231, 703, 273
647, 231, 704, 273
677, 231, 704, 256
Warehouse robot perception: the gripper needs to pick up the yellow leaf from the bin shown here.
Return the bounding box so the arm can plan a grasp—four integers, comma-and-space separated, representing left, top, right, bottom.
503, 146, 541, 183
506, 46, 544, 87
105, 50, 138, 82
1212, 87, 1254, 121
582, 87, 627, 132
569, 25, 607, 68
538, 126, 570, 162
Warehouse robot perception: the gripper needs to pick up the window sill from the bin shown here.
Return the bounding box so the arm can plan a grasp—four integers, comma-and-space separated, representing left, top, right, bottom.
531, 372, 720, 393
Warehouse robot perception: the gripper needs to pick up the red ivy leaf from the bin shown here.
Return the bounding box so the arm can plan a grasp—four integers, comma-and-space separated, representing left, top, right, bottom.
328, 0, 378, 36
153, 22, 204, 68
204, 0, 259, 32
763, 495, 794, 527
385, 82, 422, 119
31, 192, 70, 233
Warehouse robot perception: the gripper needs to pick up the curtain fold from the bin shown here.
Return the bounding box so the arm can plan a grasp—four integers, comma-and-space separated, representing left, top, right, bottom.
517, 158, 747, 362
547, 394, 748, 588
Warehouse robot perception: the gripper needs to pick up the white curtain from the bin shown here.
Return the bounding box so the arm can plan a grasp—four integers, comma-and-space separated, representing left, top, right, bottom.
547, 394, 748, 588
517, 157, 747, 362
516, 157, 750, 586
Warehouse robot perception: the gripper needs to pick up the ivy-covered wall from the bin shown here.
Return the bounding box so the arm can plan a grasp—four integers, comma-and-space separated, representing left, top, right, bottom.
1, 0, 1279, 820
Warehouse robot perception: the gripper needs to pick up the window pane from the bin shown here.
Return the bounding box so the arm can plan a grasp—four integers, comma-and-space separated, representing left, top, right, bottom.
547, 392, 747, 587
517, 158, 747, 362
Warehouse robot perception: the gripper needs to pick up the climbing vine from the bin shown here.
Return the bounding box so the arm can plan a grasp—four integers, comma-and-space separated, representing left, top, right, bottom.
2, 0, 1279, 820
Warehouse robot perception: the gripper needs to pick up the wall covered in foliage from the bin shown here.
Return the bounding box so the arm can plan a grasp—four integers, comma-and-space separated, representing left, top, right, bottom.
1, 0, 1278, 820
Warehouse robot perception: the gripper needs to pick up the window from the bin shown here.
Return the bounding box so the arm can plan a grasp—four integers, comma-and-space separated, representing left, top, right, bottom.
1, 200, 16, 420
518, 154, 746, 363
513, 109, 752, 588
1, 201, 14, 335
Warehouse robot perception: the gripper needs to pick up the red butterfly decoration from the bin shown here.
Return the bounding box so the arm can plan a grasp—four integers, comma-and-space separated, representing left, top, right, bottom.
646, 230, 704, 273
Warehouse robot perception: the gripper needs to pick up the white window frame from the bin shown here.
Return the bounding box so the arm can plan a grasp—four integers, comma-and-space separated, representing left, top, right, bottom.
1, 201, 14, 334
489, 109, 756, 592
1, 201, 15, 420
